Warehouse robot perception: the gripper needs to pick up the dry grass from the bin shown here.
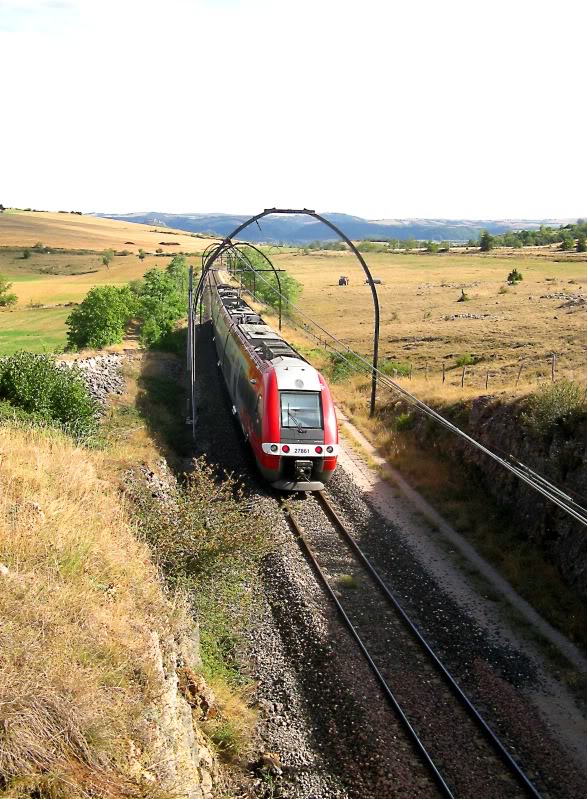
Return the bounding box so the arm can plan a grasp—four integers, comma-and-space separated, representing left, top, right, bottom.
0, 210, 211, 252
0, 423, 184, 797
271, 248, 587, 398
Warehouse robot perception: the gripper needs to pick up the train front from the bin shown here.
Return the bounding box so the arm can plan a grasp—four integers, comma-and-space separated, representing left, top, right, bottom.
259, 357, 339, 491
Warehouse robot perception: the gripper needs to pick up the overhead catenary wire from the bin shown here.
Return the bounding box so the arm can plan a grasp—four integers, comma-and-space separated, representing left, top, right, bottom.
210, 262, 587, 529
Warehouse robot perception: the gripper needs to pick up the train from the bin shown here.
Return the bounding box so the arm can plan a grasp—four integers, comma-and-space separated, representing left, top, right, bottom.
208, 271, 339, 490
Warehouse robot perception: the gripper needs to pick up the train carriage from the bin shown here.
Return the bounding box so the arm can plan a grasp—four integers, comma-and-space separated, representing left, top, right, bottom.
209, 274, 338, 490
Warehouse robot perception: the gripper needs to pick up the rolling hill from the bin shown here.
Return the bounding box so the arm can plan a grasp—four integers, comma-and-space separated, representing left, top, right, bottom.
94, 210, 579, 244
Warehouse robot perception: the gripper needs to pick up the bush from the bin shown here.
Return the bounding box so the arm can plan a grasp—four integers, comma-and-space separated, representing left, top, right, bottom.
66, 285, 136, 350
127, 462, 273, 682
522, 380, 587, 436
22, 249, 31, 259
0, 352, 98, 437
507, 268, 523, 285
395, 412, 414, 430
457, 289, 470, 302
498, 285, 510, 294
380, 359, 411, 377
326, 351, 367, 382
455, 353, 477, 367
0, 274, 17, 307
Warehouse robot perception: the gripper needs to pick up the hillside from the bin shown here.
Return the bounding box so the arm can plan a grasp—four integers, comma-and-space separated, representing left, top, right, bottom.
0, 209, 212, 250
95, 210, 581, 244
0, 211, 207, 355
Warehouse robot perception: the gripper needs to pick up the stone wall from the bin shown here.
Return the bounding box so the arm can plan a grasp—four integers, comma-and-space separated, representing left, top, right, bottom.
409, 396, 587, 599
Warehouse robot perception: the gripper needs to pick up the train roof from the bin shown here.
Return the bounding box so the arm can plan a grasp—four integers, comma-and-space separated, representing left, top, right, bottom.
216, 282, 302, 367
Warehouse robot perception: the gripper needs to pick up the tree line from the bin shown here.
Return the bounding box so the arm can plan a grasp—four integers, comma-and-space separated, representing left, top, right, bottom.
477, 220, 587, 252
66, 255, 191, 350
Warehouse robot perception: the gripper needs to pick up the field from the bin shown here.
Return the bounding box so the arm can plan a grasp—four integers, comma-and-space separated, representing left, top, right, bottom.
0, 211, 210, 353
269, 248, 587, 398
2, 211, 587, 394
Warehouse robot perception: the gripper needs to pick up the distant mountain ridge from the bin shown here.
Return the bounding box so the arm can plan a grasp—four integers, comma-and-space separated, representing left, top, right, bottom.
94, 210, 578, 244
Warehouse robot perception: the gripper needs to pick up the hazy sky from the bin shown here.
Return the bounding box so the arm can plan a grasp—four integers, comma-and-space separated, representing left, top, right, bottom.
2, 0, 585, 219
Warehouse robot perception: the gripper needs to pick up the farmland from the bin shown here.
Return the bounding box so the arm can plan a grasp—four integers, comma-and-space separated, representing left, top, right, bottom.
1, 210, 587, 397
0, 210, 209, 353
269, 247, 587, 400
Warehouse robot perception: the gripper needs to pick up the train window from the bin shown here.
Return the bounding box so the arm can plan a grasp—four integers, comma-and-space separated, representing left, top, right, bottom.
280, 392, 322, 429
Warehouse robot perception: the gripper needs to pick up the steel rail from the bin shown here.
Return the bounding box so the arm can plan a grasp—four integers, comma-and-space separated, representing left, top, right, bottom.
282, 500, 456, 799
314, 490, 543, 799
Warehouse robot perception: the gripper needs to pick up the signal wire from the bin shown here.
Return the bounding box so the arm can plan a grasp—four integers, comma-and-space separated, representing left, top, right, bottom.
215, 263, 587, 528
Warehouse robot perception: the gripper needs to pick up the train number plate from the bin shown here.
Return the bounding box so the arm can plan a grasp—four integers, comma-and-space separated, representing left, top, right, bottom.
291, 446, 311, 455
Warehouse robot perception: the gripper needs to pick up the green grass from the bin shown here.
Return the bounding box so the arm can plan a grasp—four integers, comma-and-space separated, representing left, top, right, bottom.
0, 308, 69, 355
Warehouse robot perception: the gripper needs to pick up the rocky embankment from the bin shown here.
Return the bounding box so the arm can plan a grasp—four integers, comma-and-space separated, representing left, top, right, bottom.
59, 352, 127, 405
409, 395, 587, 599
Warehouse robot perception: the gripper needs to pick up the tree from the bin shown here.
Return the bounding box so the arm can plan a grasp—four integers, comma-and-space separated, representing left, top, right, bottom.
479, 231, 495, 252
66, 285, 136, 349
101, 248, 115, 268
166, 254, 190, 294
425, 241, 439, 253
138, 248, 146, 261
560, 233, 575, 251
577, 234, 586, 253
0, 274, 17, 307
137, 268, 185, 346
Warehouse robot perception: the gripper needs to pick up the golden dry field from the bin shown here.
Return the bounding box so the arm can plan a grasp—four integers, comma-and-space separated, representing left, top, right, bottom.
0, 209, 207, 251
270, 248, 587, 398
0, 210, 208, 353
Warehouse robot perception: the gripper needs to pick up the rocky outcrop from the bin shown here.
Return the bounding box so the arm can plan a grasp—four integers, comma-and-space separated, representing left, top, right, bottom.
409, 396, 587, 599
59, 353, 128, 405
142, 630, 219, 799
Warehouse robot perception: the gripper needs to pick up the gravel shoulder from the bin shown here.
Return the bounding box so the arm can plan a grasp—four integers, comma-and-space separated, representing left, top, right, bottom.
330, 414, 587, 794
191, 317, 586, 798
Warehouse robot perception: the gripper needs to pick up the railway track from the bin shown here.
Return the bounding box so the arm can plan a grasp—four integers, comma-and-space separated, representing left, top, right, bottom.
282, 490, 544, 799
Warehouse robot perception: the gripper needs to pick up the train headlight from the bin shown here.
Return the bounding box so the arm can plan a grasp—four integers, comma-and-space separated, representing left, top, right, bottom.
282, 444, 290, 453
315, 446, 323, 454
326, 445, 334, 454
270, 444, 278, 453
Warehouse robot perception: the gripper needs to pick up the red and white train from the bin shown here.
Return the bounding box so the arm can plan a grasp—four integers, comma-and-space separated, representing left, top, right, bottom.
209, 273, 338, 490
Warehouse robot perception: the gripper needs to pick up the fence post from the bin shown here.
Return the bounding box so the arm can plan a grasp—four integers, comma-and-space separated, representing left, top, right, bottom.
551, 353, 556, 382
442, 362, 446, 383
485, 371, 489, 390
425, 361, 429, 381
516, 364, 523, 386
461, 365, 466, 388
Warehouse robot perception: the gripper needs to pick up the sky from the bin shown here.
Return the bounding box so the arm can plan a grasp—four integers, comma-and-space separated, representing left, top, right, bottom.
1, 0, 585, 219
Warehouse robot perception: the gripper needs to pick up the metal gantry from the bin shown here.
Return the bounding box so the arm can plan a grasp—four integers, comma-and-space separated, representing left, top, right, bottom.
193, 208, 381, 417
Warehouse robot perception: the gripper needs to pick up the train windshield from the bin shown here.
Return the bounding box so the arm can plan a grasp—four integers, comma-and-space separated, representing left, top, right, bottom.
280, 392, 322, 429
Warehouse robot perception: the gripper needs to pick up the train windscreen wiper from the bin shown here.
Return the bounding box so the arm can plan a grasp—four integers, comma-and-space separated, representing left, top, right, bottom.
287, 406, 306, 431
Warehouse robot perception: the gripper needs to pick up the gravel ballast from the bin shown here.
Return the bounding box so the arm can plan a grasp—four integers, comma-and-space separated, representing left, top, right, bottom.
191, 316, 587, 798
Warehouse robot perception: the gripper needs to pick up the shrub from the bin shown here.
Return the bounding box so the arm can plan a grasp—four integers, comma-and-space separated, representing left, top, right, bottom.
0, 274, 17, 307
66, 285, 136, 349
455, 353, 477, 367
22, 248, 31, 259
396, 412, 414, 430
0, 352, 98, 437
498, 285, 510, 294
380, 359, 411, 377
521, 380, 587, 436
127, 461, 273, 682
326, 351, 366, 382
507, 268, 523, 285
457, 289, 470, 302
